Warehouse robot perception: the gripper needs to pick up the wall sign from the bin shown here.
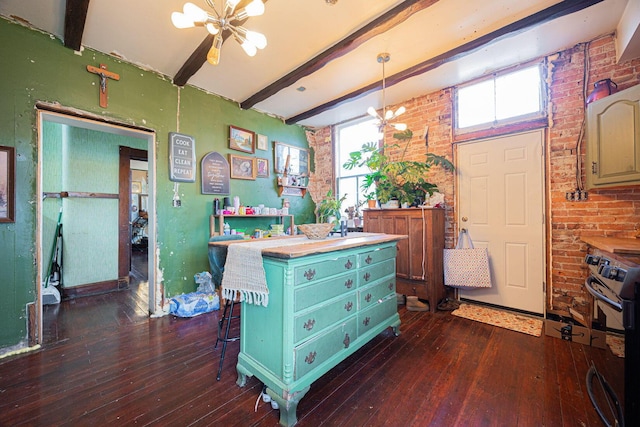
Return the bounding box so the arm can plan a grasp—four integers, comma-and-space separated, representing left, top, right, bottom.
201, 151, 230, 194
169, 132, 196, 182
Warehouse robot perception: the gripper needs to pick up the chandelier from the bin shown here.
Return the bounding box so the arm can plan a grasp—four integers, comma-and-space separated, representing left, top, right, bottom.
171, 0, 267, 65
367, 53, 407, 132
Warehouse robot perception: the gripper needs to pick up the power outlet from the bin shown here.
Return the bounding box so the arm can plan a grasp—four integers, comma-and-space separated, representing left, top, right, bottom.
173, 199, 181, 208
565, 190, 588, 201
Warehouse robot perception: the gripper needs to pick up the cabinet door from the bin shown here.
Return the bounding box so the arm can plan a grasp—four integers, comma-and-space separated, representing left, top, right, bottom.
587, 84, 640, 189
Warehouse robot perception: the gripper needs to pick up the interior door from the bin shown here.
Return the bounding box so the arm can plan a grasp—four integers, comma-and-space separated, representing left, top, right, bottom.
457, 130, 545, 314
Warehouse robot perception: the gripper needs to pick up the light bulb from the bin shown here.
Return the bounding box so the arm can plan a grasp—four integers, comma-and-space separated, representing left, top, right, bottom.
393, 123, 407, 131
224, 0, 241, 16
394, 106, 406, 116
244, 0, 265, 16
171, 12, 195, 29
367, 106, 378, 118
240, 39, 257, 57
207, 34, 223, 65
245, 30, 267, 49
183, 2, 208, 23
205, 23, 220, 35
384, 109, 393, 120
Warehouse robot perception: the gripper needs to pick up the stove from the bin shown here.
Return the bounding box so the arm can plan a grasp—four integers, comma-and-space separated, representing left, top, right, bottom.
584, 248, 640, 426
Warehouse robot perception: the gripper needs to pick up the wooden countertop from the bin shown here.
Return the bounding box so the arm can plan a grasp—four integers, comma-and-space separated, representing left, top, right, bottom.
209, 232, 407, 259
581, 236, 640, 255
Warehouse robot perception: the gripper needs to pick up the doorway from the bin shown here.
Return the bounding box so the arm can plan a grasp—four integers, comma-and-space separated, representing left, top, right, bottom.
456, 129, 545, 314
37, 110, 157, 344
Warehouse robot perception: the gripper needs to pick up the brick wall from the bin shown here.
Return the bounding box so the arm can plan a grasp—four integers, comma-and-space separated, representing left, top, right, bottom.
311, 35, 640, 312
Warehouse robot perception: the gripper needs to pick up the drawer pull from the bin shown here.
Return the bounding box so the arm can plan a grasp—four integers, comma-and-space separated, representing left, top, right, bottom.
365, 293, 372, 303
363, 272, 371, 281
345, 301, 353, 311
344, 278, 353, 289
305, 351, 317, 365
345, 259, 353, 269
304, 269, 316, 281
388, 282, 394, 291
365, 255, 373, 264
363, 317, 371, 327
303, 319, 316, 331
343, 333, 351, 348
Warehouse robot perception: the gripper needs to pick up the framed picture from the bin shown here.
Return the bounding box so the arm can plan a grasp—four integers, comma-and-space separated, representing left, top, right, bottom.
257, 134, 268, 151
0, 146, 15, 223
229, 125, 255, 153
274, 142, 309, 176
229, 154, 256, 180
256, 158, 270, 178
131, 181, 142, 194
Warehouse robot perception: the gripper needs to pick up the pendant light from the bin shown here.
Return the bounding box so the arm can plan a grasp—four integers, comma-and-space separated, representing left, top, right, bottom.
367, 53, 407, 132
171, 0, 267, 66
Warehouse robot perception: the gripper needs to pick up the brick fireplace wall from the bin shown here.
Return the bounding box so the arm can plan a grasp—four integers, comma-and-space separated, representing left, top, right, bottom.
307, 34, 640, 313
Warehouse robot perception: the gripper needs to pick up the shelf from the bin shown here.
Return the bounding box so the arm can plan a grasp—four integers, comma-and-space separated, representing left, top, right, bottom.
210, 214, 295, 238
277, 185, 307, 197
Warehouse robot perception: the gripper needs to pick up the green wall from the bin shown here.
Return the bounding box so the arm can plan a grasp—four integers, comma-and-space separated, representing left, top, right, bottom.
0, 17, 315, 351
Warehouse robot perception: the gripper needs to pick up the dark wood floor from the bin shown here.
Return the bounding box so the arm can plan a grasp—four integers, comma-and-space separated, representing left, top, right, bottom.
0, 257, 623, 426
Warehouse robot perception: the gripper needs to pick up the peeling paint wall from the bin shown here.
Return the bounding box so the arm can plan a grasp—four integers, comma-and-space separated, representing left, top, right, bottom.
0, 17, 314, 352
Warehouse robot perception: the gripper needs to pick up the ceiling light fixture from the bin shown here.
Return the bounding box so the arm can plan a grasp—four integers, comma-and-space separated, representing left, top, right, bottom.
367, 53, 407, 132
171, 0, 267, 66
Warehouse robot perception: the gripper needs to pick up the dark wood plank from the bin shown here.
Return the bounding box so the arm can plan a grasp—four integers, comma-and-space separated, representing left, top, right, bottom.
285, 0, 605, 125
0, 291, 623, 427
239, 0, 439, 110
63, 0, 90, 51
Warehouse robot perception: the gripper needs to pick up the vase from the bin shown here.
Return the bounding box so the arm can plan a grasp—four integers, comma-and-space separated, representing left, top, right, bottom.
586, 79, 617, 105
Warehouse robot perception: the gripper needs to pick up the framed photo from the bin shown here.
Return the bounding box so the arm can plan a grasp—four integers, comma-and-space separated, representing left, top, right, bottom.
0, 146, 15, 223
256, 158, 270, 178
257, 134, 268, 151
131, 181, 142, 194
229, 154, 256, 180
229, 125, 255, 154
274, 142, 309, 176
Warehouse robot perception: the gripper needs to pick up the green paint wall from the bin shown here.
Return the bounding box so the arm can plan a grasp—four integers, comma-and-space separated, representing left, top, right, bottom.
0, 17, 315, 351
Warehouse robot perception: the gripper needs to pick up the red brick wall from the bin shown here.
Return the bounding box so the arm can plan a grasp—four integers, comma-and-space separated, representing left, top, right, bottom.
311, 35, 640, 312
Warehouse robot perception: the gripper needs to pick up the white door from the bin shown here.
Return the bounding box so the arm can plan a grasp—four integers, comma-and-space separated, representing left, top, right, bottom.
457, 130, 545, 314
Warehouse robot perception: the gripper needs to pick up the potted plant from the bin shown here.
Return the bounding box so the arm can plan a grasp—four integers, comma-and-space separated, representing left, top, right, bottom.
315, 190, 347, 225
343, 129, 453, 206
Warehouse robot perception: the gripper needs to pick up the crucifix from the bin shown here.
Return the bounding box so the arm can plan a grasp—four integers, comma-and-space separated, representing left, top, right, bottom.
86, 63, 120, 108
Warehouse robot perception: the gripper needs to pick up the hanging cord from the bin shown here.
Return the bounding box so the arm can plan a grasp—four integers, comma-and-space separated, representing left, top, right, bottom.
575, 42, 590, 191
420, 206, 426, 281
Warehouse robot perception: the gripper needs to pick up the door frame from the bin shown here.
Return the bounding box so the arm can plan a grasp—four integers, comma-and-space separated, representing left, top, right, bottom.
36, 109, 158, 344
454, 129, 546, 314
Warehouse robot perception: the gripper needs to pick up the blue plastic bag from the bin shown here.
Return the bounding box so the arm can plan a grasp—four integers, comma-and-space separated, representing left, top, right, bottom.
169, 292, 220, 317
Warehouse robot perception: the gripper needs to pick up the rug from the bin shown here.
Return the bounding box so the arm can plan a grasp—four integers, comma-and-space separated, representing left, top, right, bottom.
606, 334, 624, 358
451, 303, 543, 337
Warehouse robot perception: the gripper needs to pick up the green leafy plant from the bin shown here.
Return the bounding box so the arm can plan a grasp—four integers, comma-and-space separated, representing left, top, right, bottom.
315, 190, 347, 225
343, 129, 453, 205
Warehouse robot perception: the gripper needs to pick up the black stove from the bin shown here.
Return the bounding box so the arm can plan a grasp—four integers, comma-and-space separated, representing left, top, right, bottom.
584, 249, 640, 426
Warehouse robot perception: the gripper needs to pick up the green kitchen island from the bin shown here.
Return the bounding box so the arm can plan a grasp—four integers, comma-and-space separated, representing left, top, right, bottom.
211, 233, 405, 426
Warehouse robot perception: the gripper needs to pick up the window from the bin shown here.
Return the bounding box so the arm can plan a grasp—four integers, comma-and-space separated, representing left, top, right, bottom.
335, 117, 379, 211
456, 64, 545, 132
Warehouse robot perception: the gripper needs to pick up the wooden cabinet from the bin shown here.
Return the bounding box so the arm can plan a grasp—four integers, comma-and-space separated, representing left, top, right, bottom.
234, 237, 401, 427
587, 84, 640, 189
363, 208, 445, 312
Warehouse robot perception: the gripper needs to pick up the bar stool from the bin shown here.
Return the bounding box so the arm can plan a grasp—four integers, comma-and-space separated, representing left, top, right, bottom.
208, 234, 243, 381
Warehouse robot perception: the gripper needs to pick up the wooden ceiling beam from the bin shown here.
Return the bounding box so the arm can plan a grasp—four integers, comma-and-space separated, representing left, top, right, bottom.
63, 0, 91, 51
285, 0, 604, 125
240, 0, 439, 111
173, 0, 265, 87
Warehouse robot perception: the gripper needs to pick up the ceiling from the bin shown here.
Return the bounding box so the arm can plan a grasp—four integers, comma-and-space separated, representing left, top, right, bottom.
1, 0, 637, 129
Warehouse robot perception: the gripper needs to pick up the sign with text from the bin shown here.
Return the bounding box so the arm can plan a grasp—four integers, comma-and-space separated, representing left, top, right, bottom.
201, 151, 230, 195
169, 132, 196, 182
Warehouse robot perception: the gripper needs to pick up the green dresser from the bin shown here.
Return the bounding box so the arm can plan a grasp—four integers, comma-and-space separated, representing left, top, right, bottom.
235, 234, 402, 426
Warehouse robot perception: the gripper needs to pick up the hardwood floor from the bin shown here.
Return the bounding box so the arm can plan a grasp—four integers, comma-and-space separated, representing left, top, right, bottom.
1, 261, 623, 426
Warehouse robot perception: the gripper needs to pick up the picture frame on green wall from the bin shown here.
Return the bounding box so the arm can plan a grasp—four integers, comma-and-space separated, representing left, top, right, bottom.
229, 154, 256, 180
229, 125, 255, 154
0, 146, 15, 223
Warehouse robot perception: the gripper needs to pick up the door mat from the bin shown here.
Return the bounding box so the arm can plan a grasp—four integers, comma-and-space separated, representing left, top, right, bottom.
451, 303, 543, 337
606, 334, 624, 358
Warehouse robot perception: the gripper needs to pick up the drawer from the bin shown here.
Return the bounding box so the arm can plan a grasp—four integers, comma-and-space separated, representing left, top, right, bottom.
358, 295, 397, 336
294, 254, 357, 285
294, 293, 357, 344
359, 277, 396, 311
294, 317, 358, 380
294, 271, 358, 311
359, 258, 396, 287
359, 245, 396, 267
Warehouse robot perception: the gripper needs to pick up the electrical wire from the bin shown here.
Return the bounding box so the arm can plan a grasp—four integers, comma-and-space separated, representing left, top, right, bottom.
576, 42, 591, 191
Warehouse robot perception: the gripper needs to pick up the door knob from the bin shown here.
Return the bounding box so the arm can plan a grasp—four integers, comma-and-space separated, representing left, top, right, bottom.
461, 216, 468, 222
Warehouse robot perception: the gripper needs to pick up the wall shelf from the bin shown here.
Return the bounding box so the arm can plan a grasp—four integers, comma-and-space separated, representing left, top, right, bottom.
277, 185, 307, 197
210, 214, 295, 238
